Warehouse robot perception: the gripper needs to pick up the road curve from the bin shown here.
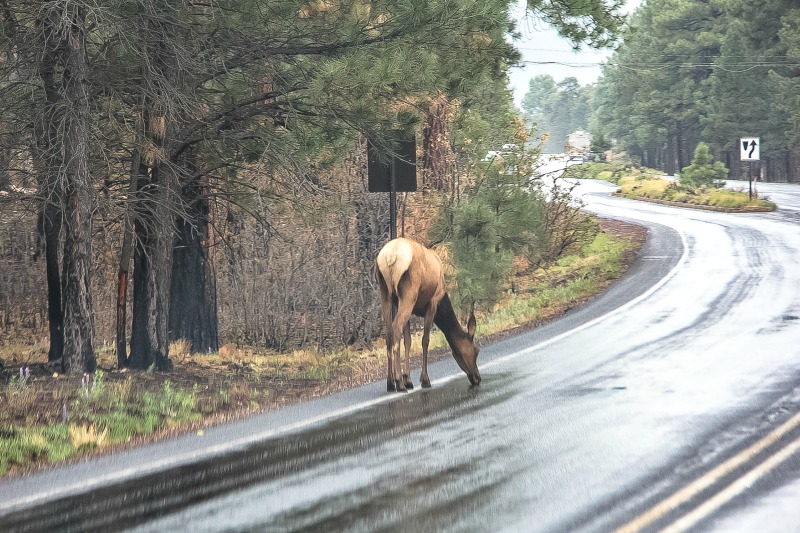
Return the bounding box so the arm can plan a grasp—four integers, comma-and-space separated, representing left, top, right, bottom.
2, 180, 800, 532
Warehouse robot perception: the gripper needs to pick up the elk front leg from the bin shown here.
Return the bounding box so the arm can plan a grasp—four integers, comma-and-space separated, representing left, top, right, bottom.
402, 321, 413, 390
420, 307, 435, 388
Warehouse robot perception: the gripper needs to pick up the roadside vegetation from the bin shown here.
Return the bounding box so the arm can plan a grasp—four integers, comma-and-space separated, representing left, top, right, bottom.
564, 149, 777, 212
0, 217, 642, 477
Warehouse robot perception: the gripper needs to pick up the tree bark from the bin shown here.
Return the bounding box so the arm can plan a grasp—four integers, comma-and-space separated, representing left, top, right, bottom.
129, 126, 174, 371
60, 5, 96, 373
40, 203, 64, 363
128, 0, 182, 371
169, 147, 219, 353
676, 122, 686, 171
422, 94, 451, 193
116, 147, 141, 368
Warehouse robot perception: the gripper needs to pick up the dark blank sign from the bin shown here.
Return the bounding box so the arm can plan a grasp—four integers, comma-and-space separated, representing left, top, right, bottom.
367, 133, 417, 192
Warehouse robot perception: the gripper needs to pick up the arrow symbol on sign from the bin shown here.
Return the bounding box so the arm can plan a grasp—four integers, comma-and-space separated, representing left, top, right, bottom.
744, 140, 757, 158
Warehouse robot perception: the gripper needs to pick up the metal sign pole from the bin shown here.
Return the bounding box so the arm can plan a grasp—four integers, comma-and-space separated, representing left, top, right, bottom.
389, 156, 397, 240
740, 137, 760, 201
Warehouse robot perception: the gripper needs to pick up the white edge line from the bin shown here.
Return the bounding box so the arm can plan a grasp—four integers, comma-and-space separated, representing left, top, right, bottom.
480, 224, 689, 372
0, 225, 689, 514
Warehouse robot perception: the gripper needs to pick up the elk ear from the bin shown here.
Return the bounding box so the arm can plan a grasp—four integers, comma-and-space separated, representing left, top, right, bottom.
467, 313, 476, 339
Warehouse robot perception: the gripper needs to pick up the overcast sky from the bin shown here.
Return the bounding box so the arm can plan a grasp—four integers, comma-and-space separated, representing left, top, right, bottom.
507, 0, 643, 106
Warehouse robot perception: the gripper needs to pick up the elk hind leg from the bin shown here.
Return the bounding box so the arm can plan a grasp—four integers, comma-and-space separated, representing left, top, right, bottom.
391, 297, 415, 392
378, 279, 396, 392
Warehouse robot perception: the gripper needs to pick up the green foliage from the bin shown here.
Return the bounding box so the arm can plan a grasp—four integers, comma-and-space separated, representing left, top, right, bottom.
435, 145, 547, 312
454, 76, 524, 163
526, 0, 626, 48
616, 171, 776, 211
0, 425, 72, 476
680, 143, 728, 189
590, 132, 612, 154
593, 0, 800, 178
562, 161, 645, 184
0, 373, 201, 475
480, 229, 633, 336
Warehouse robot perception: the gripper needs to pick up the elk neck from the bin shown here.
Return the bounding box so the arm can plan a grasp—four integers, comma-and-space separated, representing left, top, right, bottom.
433, 293, 469, 345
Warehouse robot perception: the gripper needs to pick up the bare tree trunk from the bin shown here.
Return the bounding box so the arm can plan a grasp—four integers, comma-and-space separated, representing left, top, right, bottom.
0, 127, 9, 192
169, 146, 219, 353
39, 202, 64, 363
116, 146, 141, 368
676, 121, 686, 171
34, 8, 68, 366
129, 120, 174, 371
128, 0, 183, 371
59, 5, 96, 373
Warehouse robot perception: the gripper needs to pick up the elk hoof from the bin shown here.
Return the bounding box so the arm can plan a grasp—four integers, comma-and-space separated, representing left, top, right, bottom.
402, 374, 414, 390
421, 378, 431, 388
387, 380, 396, 392
395, 380, 408, 393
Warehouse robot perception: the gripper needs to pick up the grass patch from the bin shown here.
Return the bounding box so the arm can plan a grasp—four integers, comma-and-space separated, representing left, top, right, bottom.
616, 174, 776, 212
0, 370, 201, 475
471, 230, 634, 339
563, 161, 662, 185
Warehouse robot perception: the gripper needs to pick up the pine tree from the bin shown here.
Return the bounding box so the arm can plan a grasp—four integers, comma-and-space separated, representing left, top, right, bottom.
680, 142, 728, 189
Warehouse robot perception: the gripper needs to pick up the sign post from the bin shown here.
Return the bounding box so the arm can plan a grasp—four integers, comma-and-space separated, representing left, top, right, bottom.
740, 137, 760, 200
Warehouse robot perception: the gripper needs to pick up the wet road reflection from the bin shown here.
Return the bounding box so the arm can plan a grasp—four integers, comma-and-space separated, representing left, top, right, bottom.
5, 180, 800, 532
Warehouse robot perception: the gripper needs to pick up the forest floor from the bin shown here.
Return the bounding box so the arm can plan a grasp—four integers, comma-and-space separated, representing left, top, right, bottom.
0, 218, 646, 477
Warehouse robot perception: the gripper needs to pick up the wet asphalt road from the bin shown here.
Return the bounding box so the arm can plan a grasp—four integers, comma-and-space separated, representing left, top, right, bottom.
3, 178, 800, 532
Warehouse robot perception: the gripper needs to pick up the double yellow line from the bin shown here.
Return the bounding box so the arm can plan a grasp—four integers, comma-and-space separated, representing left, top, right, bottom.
615, 410, 800, 533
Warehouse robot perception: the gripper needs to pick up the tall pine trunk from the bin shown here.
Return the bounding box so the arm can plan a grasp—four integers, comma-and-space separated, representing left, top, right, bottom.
40, 201, 64, 363
128, 0, 184, 370
129, 113, 174, 371
36, 13, 65, 364
60, 5, 96, 373
169, 147, 219, 353
35, 4, 96, 372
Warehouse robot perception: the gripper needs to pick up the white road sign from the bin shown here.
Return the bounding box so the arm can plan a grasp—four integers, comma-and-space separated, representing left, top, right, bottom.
740, 137, 760, 161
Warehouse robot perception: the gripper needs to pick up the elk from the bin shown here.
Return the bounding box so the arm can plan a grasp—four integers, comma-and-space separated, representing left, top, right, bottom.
375, 237, 480, 392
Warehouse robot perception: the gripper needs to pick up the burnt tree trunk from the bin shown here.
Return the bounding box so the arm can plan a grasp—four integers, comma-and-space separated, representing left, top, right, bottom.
116, 124, 144, 368
130, 158, 174, 371
59, 5, 96, 373
0, 127, 9, 192
35, 8, 67, 365
169, 147, 219, 353
128, 0, 184, 371
39, 202, 64, 362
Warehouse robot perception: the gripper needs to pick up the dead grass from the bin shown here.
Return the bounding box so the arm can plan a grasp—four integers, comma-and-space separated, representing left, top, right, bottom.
0, 219, 646, 477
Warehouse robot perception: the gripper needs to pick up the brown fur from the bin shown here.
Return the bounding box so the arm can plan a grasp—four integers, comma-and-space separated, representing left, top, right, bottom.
376, 238, 480, 391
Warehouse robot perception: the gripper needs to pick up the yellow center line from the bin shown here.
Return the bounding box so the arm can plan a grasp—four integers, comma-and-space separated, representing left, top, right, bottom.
614, 410, 800, 533
660, 434, 800, 532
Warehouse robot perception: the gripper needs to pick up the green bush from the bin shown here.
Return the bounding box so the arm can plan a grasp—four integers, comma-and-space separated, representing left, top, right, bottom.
680, 143, 728, 189
562, 161, 645, 185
